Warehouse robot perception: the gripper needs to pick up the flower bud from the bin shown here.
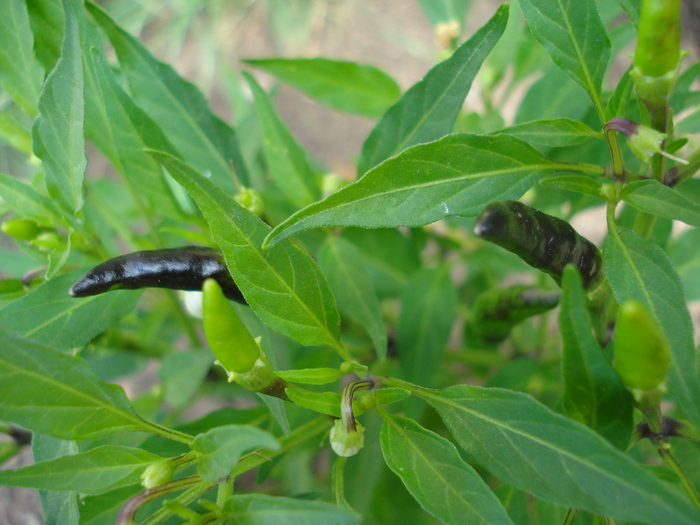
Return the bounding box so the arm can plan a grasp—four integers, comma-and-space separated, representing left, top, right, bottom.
140, 458, 175, 489
329, 418, 365, 457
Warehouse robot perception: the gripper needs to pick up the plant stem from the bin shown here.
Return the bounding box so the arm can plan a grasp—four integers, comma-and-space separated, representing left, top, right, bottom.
216, 475, 234, 508
142, 421, 194, 445
332, 456, 350, 508
658, 446, 700, 510
561, 508, 578, 525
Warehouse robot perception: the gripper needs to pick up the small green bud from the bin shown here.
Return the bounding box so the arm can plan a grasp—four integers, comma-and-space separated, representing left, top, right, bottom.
234, 187, 264, 216
140, 458, 175, 489
613, 300, 671, 392
30, 231, 65, 252
330, 418, 365, 457
599, 183, 617, 203
1, 218, 41, 241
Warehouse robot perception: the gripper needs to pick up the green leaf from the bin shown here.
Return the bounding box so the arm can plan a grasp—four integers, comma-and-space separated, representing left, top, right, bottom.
560, 266, 633, 450
0, 330, 149, 439
26, 0, 65, 72
604, 227, 700, 431
244, 71, 321, 209
243, 58, 401, 119
493, 118, 600, 147
374, 387, 411, 406
398, 267, 457, 388
617, 0, 640, 27
148, 151, 344, 354
79, 485, 142, 525
223, 494, 361, 524
515, 66, 591, 124
606, 67, 636, 120
191, 424, 279, 482
318, 237, 387, 359
418, 385, 700, 525
621, 179, 700, 227
668, 227, 700, 300
538, 174, 604, 198
380, 412, 513, 525
32, 433, 79, 525
285, 386, 341, 417
275, 368, 343, 385
357, 4, 509, 175
0, 172, 66, 224
32, 0, 86, 214
265, 134, 555, 247
87, 49, 183, 220
86, 1, 249, 191
0, 268, 141, 351
520, 0, 610, 116
0, 0, 43, 116
159, 350, 214, 410
0, 445, 161, 494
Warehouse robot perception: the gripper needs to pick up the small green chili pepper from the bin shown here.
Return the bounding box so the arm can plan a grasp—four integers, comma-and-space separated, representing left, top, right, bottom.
613, 300, 671, 393
471, 285, 560, 345
1, 218, 41, 241
634, 0, 681, 78
69, 246, 245, 303
473, 201, 602, 289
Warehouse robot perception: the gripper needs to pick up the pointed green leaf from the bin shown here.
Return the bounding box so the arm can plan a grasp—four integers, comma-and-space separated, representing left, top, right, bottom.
604, 227, 700, 430
0, 269, 141, 351
380, 413, 513, 525
244, 71, 321, 209
275, 368, 343, 385
0, 445, 161, 494
318, 237, 387, 359
418, 385, 700, 525
265, 134, 556, 247
32, 0, 86, 214
494, 118, 600, 147
26, 0, 65, 72
86, 1, 249, 191
621, 179, 700, 227
520, 0, 610, 115
243, 58, 400, 119
0, 172, 66, 224
285, 386, 341, 417
617, 0, 640, 27
33, 433, 79, 525
0, 330, 149, 439
148, 151, 343, 354
398, 267, 457, 387
223, 494, 361, 524
79, 485, 142, 525
191, 425, 279, 482
357, 4, 509, 175
560, 266, 633, 450
88, 49, 183, 220
0, 0, 43, 116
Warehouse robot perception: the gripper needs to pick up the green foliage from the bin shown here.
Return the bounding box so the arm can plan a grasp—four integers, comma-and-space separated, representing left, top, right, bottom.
0, 0, 699, 523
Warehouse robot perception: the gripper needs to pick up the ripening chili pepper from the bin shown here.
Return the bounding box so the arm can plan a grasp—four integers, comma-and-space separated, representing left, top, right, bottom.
471, 285, 560, 345
613, 300, 671, 393
473, 201, 602, 289
69, 246, 245, 303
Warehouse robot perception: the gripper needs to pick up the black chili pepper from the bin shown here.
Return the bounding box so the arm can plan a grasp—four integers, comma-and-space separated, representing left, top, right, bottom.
69, 246, 245, 303
473, 201, 603, 289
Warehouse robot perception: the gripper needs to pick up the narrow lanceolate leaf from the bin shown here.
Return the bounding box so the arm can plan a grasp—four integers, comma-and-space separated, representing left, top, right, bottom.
88, 49, 182, 219
318, 237, 387, 360
493, 118, 600, 147
560, 266, 633, 450
223, 494, 361, 524
243, 58, 401, 119
33, 434, 79, 525
398, 267, 457, 388
244, 71, 321, 209
0, 0, 43, 116
604, 227, 700, 430
0, 269, 141, 351
380, 413, 513, 525
0, 330, 149, 440
32, 0, 86, 214
26, 0, 65, 72
192, 425, 279, 483
86, 1, 249, 191
357, 4, 509, 175
418, 385, 700, 525
266, 134, 556, 247
0, 172, 66, 224
149, 151, 343, 353
621, 179, 700, 227
0, 446, 161, 494
520, 0, 610, 115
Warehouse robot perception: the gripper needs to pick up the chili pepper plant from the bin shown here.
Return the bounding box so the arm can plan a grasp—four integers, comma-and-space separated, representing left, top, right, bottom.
1, 0, 700, 523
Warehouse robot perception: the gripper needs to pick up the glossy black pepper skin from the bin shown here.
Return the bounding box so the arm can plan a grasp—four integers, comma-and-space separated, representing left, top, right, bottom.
69, 246, 246, 303
474, 201, 602, 289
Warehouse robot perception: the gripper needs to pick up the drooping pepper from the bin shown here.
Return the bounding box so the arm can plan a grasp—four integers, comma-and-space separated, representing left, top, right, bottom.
69, 246, 245, 303
470, 285, 560, 345
473, 201, 603, 289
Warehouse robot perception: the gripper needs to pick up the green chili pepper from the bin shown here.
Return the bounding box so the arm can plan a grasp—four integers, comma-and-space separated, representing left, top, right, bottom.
473, 201, 602, 289
471, 285, 560, 345
634, 0, 681, 78
69, 246, 245, 303
613, 300, 671, 393
1, 218, 41, 241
